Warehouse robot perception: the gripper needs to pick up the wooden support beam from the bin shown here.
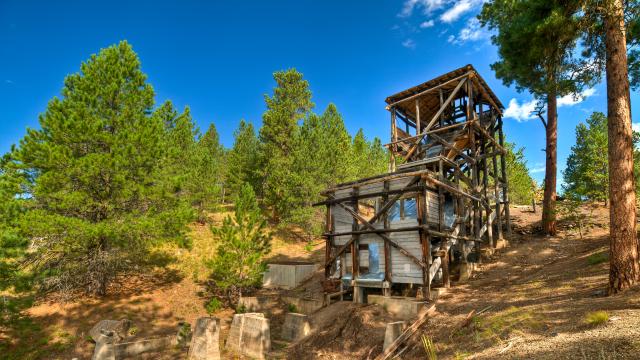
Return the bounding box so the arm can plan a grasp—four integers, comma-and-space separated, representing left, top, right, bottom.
471, 120, 506, 154
383, 181, 392, 285
383, 120, 475, 148
334, 201, 427, 269
416, 98, 421, 135
391, 108, 397, 172
498, 116, 512, 235
322, 169, 430, 194
491, 111, 504, 240
352, 188, 360, 279
325, 200, 333, 278
385, 70, 471, 107
402, 77, 469, 161
418, 188, 431, 301
314, 184, 424, 206
428, 132, 475, 164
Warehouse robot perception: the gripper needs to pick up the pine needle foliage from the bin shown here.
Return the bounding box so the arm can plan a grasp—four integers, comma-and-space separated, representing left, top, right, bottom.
208, 183, 271, 303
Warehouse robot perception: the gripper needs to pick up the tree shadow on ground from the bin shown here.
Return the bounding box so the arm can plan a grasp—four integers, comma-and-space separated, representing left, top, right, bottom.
425, 225, 640, 358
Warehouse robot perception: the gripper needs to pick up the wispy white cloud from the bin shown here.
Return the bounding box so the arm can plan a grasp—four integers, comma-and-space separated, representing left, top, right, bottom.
440, 0, 475, 23
402, 38, 417, 49
420, 20, 435, 28
633, 123, 640, 133
557, 88, 597, 106
399, 0, 447, 17
504, 98, 539, 122
504, 88, 597, 122
447, 18, 485, 45
530, 166, 546, 174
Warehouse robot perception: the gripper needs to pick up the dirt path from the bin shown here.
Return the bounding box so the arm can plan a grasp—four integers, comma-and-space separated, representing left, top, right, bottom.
405, 204, 640, 359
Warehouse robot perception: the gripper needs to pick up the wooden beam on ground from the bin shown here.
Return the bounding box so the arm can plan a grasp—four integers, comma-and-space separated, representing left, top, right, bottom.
374, 304, 437, 360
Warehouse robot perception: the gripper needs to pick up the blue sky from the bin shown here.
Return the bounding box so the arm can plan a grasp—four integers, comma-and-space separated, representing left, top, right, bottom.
1, 0, 639, 187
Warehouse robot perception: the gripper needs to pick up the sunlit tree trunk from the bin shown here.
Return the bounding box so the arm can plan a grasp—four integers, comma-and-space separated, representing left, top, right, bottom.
542, 93, 558, 235
605, 0, 639, 294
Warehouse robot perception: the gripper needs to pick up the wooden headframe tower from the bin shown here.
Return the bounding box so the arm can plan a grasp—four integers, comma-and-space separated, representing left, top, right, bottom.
317, 65, 511, 302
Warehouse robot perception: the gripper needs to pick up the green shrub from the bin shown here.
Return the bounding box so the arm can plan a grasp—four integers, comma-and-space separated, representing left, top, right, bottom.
287, 303, 298, 313
585, 311, 609, 326
207, 184, 272, 303
205, 298, 223, 314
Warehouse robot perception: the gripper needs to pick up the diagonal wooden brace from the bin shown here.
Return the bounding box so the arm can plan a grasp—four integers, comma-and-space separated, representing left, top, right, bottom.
324, 176, 422, 269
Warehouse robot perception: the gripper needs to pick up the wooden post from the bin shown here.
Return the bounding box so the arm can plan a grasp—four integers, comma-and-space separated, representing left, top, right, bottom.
439, 88, 445, 127
391, 108, 397, 172
480, 105, 494, 249
418, 185, 431, 301
351, 187, 360, 279
383, 181, 392, 296
416, 99, 421, 136
498, 116, 512, 235
468, 79, 481, 266
491, 112, 503, 240
325, 200, 333, 279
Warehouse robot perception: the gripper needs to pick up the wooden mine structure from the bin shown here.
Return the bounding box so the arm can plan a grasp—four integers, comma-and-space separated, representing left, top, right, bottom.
317, 65, 512, 302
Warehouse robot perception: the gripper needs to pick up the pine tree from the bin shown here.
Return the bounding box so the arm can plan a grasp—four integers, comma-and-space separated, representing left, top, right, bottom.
480, 0, 598, 235
208, 183, 271, 303
563, 112, 609, 203
503, 141, 537, 205
0, 153, 29, 292
158, 102, 199, 198
349, 129, 389, 180
577, 0, 640, 294
227, 120, 261, 197
192, 123, 225, 221
287, 104, 353, 231
259, 69, 314, 221
12, 42, 191, 296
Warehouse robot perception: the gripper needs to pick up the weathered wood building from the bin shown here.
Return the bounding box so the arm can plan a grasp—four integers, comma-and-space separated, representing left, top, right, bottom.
317, 65, 511, 301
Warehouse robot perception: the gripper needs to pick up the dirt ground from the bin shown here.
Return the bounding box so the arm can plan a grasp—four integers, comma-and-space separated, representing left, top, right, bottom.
8, 202, 640, 359
400, 203, 640, 359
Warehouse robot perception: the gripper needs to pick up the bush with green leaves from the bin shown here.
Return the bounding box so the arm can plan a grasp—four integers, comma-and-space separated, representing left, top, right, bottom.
208, 183, 271, 304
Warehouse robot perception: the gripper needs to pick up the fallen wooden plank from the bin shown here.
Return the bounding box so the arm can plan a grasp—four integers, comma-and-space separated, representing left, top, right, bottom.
374, 303, 436, 360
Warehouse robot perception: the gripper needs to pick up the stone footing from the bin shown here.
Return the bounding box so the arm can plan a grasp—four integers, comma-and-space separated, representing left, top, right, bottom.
188, 317, 220, 360
226, 313, 271, 359
281, 313, 311, 342
383, 321, 406, 350
368, 295, 427, 320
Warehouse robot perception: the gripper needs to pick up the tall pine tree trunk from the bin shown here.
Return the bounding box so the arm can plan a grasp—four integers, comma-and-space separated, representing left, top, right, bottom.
542, 93, 558, 235
605, 0, 639, 294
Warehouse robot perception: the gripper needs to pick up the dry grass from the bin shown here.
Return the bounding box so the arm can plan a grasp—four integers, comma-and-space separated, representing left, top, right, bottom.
584, 311, 609, 326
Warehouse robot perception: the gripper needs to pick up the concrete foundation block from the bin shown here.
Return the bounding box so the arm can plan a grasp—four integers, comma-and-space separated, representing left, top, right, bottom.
238, 296, 277, 312
281, 313, 311, 342
282, 296, 324, 314
188, 317, 220, 360
353, 286, 365, 304
226, 313, 271, 359
429, 287, 447, 301
496, 238, 509, 249
368, 295, 427, 320
92, 333, 116, 360
114, 336, 177, 358
458, 262, 476, 282
383, 321, 406, 350
263, 262, 316, 289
